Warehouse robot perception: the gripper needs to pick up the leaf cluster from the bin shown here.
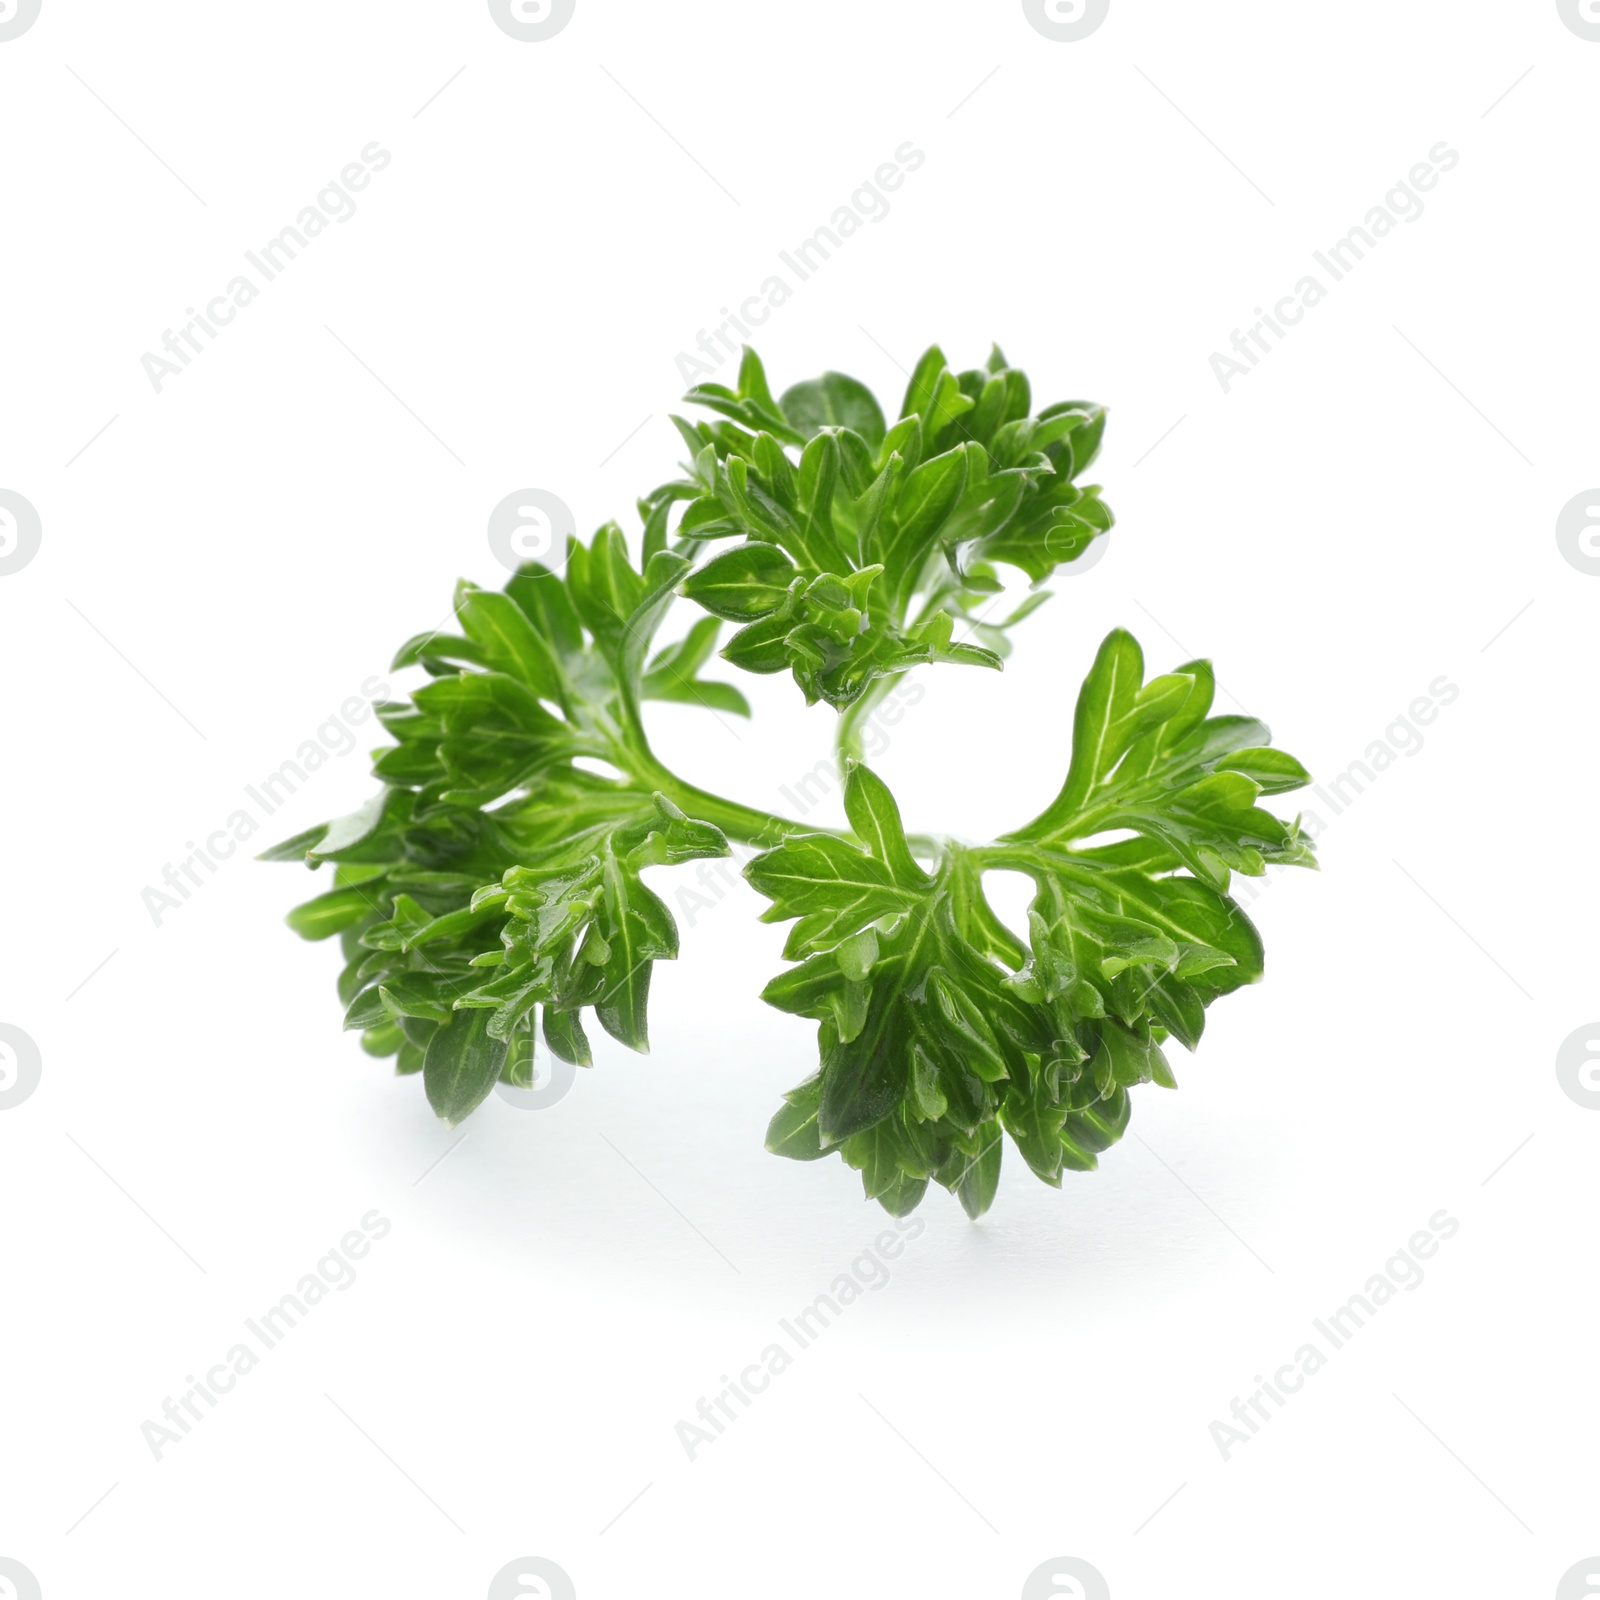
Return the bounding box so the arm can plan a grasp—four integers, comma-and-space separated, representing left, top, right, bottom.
265, 532, 739, 1124
670, 344, 1112, 708
750, 632, 1313, 1216
269, 344, 1315, 1216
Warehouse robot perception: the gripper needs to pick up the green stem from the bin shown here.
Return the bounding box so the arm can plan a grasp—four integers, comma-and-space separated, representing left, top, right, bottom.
835, 673, 896, 766
611, 616, 937, 852
968, 841, 1044, 875
644, 764, 811, 847
608, 703, 816, 848
617, 705, 952, 857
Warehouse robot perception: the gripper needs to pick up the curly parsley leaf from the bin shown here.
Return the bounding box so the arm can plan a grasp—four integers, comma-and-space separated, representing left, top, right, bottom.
268, 344, 1317, 1219
270, 524, 739, 1124
671, 344, 1113, 709
1006, 627, 1317, 883
747, 632, 1314, 1216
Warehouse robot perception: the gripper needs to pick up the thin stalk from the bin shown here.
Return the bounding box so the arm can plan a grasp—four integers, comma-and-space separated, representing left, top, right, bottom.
608, 699, 817, 847
835, 673, 896, 766
644, 766, 812, 848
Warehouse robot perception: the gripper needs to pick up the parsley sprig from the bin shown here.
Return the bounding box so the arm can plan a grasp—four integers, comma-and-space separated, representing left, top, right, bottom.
269, 345, 1314, 1216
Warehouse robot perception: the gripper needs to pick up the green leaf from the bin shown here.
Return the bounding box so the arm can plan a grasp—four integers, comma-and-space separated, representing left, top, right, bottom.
1054, 628, 1148, 816
257, 822, 330, 864
875, 446, 969, 603
361, 893, 435, 951
456, 587, 564, 702
738, 346, 777, 409
308, 791, 402, 861
286, 884, 380, 941
842, 763, 928, 888
766, 1077, 828, 1160
361, 1021, 405, 1058
391, 631, 491, 672
506, 563, 584, 659
617, 549, 694, 688
721, 611, 794, 674
641, 616, 752, 716
899, 345, 950, 426
587, 845, 675, 1051
951, 1128, 1003, 1219
779, 372, 887, 448
680, 543, 798, 621
1217, 747, 1314, 794
543, 1005, 592, 1067
379, 974, 469, 1024
745, 830, 916, 959
1011, 629, 1317, 884
648, 678, 752, 717
424, 1008, 509, 1126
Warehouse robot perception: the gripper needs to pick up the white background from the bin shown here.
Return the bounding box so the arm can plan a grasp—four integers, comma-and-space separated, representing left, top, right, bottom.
2, 2, 1596, 1597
